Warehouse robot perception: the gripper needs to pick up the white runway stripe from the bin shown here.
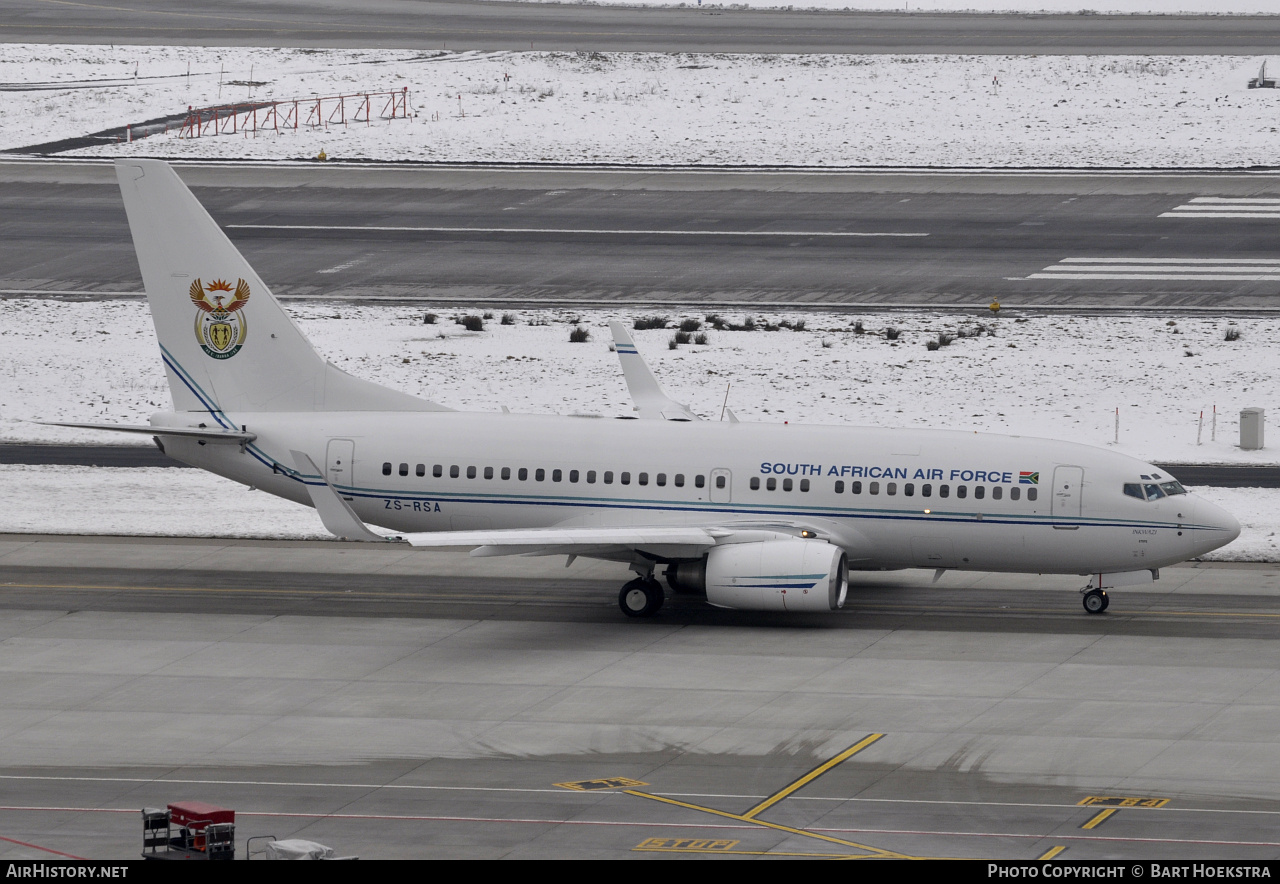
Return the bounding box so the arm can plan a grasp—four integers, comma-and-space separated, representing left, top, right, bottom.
1162, 197, 1280, 219
227, 224, 928, 237
1029, 257, 1280, 281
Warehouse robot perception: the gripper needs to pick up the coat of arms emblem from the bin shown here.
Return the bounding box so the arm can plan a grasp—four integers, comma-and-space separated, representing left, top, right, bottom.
190, 278, 250, 359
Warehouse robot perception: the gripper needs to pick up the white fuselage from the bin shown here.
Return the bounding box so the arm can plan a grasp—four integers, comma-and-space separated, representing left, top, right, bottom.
156, 410, 1239, 574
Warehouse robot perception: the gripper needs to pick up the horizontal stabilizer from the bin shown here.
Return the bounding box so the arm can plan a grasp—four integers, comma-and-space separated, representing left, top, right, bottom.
608, 321, 700, 421
38, 421, 256, 443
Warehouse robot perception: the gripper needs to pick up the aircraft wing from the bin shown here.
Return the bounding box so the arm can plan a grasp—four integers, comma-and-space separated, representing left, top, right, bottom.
399, 524, 730, 558
608, 321, 700, 421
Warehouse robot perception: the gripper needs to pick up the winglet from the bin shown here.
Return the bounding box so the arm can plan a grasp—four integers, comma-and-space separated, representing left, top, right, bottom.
290, 450, 397, 542
608, 321, 700, 421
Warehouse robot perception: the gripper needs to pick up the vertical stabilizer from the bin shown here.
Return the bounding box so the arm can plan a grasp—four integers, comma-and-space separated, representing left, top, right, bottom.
115, 159, 448, 414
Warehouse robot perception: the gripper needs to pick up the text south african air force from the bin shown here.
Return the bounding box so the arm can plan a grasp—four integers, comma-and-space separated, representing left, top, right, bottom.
761, 462, 1020, 483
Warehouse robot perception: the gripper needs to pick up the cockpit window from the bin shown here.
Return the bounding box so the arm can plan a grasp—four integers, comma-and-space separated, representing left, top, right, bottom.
1123, 483, 1144, 500
1143, 483, 1164, 500
1160, 481, 1186, 496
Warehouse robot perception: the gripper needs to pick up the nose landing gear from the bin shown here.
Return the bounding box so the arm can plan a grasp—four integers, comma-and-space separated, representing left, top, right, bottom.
1082, 588, 1109, 614
618, 576, 665, 618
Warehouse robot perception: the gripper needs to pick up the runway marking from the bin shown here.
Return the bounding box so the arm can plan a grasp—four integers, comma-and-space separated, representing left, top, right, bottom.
742, 733, 885, 819
1026, 257, 1280, 281
634, 837, 740, 852
0, 834, 86, 860
1081, 808, 1120, 830
556, 777, 648, 792
1079, 796, 1169, 808
1038, 845, 1067, 860
1161, 198, 1280, 219
226, 223, 928, 238
621, 789, 910, 859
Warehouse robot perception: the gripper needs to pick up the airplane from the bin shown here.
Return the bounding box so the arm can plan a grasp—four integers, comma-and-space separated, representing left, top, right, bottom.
51, 159, 1241, 619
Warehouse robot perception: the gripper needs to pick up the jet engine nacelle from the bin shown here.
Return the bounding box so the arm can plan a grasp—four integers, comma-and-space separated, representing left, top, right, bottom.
690, 539, 849, 612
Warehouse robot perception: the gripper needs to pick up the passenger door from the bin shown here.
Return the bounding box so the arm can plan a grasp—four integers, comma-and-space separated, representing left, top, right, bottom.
326, 438, 356, 489
1051, 465, 1084, 518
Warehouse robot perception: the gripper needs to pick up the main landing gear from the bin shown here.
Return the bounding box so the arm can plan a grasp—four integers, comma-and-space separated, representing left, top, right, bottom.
618, 576, 664, 618
1082, 588, 1109, 614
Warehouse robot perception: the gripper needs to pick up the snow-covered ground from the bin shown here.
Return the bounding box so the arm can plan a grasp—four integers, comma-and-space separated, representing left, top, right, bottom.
0, 465, 1269, 561
505, 2, 1278, 12
3, 46, 1278, 167
1, 299, 1274, 466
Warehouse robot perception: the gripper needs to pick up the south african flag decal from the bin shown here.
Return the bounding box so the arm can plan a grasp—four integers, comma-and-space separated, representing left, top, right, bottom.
1019, 471, 1039, 485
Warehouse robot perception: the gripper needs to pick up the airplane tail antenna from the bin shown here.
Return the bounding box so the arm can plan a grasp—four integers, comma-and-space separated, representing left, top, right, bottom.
114, 160, 449, 415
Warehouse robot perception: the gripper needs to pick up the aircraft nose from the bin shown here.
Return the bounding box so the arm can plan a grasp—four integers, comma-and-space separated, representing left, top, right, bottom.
1190, 497, 1241, 556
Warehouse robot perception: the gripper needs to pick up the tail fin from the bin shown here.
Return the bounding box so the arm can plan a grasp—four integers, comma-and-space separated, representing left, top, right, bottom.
115, 159, 449, 414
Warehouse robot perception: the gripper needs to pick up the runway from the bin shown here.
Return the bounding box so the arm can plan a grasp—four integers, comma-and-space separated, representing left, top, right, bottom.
2, 1, 1277, 54
5, 161, 1280, 310
2, 534, 1280, 860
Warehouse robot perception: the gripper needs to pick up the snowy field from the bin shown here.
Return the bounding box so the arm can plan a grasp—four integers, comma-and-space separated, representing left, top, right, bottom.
3, 45, 1278, 167
1, 299, 1274, 466
0, 465, 1269, 562
511, 2, 1278, 12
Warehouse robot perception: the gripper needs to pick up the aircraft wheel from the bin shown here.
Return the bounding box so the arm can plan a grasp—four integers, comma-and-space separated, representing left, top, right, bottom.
1083, 589, 1108, 614
619, 578, 664, 618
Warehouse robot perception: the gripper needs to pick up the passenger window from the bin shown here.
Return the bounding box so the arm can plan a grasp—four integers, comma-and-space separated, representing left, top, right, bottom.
382, 462, 392, 476
570, 470, 579, 483
399, 463, 409, 477
835, 480, 845, 493
992, 486, 1002, 500
852, 481, 862, 494
518, 467, 528, 481
552, 469, 562, 482
1027, 488, 1038, 501
800, 478, 810, 492
604, 471, 614, 484
974, 486, 985, 500
484, 466, 494, 480
535, 468, 545, 481
433, 464, 443, 478
674, 474, 685, 487
501, 467, 511, 480
939, 485, 950, 498
1124, 483, 1144, 500
695, 475, 706, 488
921, 484, 931, 498
870, 482, 879, 495
904, 483, 915, 497
956, 485, 967, 499
450, 465, 460, 479
416, 464, 425, 477
467, 466, 477, 479
656, 473, 666, 486
638, 472, 648, 486
715, 475, 726, 489
1144, 483, 1164, 500
887, 482, 896, 496
621, 472, 631, 485
586, 470, 596, 483
751, 477, 761, 490
1010, 487, 1020, 501
767, 477, 777, 491
783, 478, 793, 492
